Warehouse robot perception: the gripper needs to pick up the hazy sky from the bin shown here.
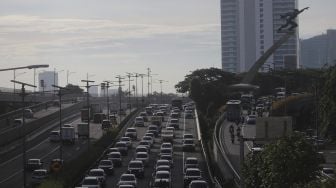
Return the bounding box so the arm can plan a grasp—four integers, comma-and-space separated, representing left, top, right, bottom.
0, 0, 335, 93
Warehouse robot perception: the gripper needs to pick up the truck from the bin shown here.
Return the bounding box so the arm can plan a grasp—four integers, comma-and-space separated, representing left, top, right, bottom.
81, 108, 90, 122
80, 103, 103, 122
61, 126, 75, 144
77, 123, 89, 138
151, 116, 162, 127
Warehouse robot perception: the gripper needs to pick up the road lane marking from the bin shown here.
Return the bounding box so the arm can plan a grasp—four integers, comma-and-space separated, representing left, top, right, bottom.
0, 169, 23, 184
183, 112, 186, 173
0, 138, 50, 167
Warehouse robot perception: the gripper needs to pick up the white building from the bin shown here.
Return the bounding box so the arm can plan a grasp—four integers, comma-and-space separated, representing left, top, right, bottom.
38, 71, 58, 92
89, 85, 99, 97
221, 0, 298, 73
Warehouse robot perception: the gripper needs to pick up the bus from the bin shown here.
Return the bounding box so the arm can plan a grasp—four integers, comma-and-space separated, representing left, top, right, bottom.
171, 98, 183, 110
226, 100, 242, 122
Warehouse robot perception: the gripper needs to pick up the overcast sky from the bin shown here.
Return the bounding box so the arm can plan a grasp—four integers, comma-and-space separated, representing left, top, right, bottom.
0, 0, 335, 94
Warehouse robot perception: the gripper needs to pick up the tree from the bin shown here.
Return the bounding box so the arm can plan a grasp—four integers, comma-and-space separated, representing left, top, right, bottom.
65, 84, 84, 94
319, 66, 336, 139
243, 133, 320, 188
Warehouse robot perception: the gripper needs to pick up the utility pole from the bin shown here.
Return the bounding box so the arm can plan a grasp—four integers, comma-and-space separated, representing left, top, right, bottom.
158, 80, 168, 104
115, 75, 125, 122
133, 73, 139, 108
81, 79, 95, 150
125, 73, 134, 113
10, 80, 36, 188
102, 81, 112, 120
147, 68, 151, 104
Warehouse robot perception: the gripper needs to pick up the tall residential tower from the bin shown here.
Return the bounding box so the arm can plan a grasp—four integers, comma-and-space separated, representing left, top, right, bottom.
221, 0, 298, 73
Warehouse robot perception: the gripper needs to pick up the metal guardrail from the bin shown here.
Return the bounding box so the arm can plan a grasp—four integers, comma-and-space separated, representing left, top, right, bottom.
194, 109, 219, 187
213, 112, 241, 186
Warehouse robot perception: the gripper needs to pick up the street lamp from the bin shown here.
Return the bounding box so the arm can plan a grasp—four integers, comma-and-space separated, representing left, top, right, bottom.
52, 84, 69, 161
0, 64, 49, 72
81, 79, 96, 150
10, 80, 36, 188
102, 81, 112, 120
66, 70, 76, 85
13, 71, 27, 93
53, 69, 64, 96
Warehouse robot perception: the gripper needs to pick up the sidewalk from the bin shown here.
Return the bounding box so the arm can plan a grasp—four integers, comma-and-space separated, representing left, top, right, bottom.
221, 119, 250, 173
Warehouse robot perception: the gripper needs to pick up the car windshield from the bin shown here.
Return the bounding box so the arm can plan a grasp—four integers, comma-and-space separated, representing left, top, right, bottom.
116, 143, 126, 147
170, 119, 178, 123
162, 144, 171, 148
186, 170, 201, 176
184, 139, 194, 144
186, 159, 198, 164
83, 178, 98, 185
140, 141, 149, 145
136, 117, 143, 121
99, 160, 112, 165
127, 129, 136, 133
137, 153, 148, 158
156, 172, 169, 179
50, 131, 59, 135
161, 156, 172, 160
161, 149, 171, 153
28, 160, 39, 164
184, 134, 193, 139
129, 162, 142, 168
157, 161, 169, 166
109, 153, 120, 158
323, 169, 334, 174
121, 175, 135, 181
89, 171, 103, 176
149, 127, 157, 130
190, 182, 208, 188
33, 171, 46, 176
121, 138, 130, 142
143, 137, 151, 140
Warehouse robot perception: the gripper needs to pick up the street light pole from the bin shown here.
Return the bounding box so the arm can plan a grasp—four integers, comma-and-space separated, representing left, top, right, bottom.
66, 70, 75, 85
81, 79, 95, 150
52, 85, 69, 161
10, 80, 36, 188
102, 81, 111, 120
147, 68, 151, 104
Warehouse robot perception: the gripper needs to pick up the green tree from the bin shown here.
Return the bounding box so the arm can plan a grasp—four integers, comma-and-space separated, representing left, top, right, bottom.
319, 66, 336, 139
243, 133, 320, 188
65, 84, 84, 94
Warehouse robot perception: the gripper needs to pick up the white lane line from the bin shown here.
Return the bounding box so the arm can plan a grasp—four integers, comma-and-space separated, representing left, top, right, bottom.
0, 169, 23, 184
0, 146, 59, 183
0, 138, 50, 167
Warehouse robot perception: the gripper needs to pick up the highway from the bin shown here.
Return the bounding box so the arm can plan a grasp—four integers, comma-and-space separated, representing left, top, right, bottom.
0, 107, 131, 188
80, 109, 210, 188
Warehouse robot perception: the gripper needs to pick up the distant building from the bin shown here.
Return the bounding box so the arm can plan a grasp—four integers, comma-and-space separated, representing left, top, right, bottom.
38, 71, 58, 92
300, 29, 336, 68
221, 0, 298, 73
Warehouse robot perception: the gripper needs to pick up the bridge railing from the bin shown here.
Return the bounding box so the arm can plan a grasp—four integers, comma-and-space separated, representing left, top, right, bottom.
213, 112, 241, 187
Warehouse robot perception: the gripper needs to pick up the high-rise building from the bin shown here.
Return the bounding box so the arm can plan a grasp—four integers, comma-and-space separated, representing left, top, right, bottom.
221, 0, 298, 73
38, 71, 58, 92
300, 29, 336, 68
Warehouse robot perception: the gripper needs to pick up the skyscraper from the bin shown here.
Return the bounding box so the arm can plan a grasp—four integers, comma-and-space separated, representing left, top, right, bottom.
38, 71, 58, 92
221, 0, 298, 73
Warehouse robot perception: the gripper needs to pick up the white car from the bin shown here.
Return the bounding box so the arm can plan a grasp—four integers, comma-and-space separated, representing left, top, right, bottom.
134, 117, 145, 127
49, 130, 60, 142
161, 142, 173, 151
152, 171, 171, 188
135, 146, 149, 154
120, 137, 132, 148
117, 173, 137, 187
31, 169, 48, 185
142, 136, 154, 146
135, 152, 149, 166
125, 128, 137, 140
81, 176, 102, 188
160, 148, 173, 157
87, 169, 106, 185
115, 142, 128, 156
139, 140, 151, 150
188, 180, 209, 188
184, 157, 199, 171
156, 159, 171, 169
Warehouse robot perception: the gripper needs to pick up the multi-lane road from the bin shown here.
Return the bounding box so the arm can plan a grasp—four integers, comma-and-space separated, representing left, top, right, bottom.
0, 104, 210, 188
80, 108, 210, 188
0, 108, 131, 188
